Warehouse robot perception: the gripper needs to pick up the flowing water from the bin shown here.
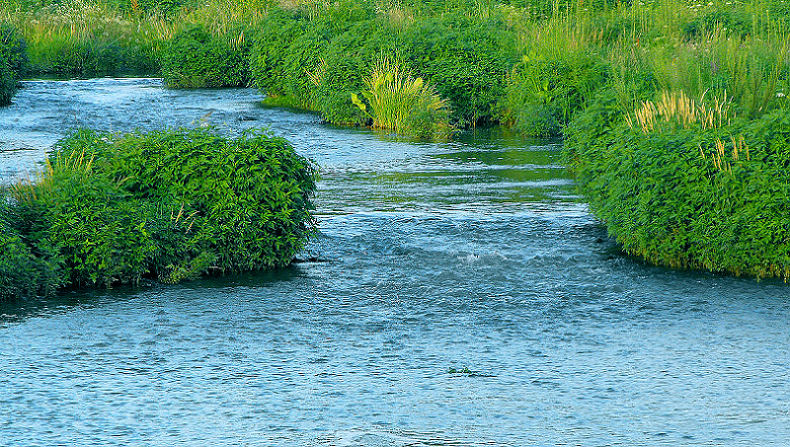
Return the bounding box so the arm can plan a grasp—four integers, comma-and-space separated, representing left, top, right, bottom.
1, 79, 788, 446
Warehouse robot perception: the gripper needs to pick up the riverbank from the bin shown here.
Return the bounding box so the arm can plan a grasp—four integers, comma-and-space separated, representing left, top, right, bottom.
4, 1, 786, 133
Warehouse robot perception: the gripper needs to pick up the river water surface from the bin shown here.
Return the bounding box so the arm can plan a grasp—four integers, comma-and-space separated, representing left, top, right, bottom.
1, 79, 788, 446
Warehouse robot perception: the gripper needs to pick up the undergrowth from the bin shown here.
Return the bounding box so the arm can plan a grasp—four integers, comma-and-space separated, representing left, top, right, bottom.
0, 128, 317, 299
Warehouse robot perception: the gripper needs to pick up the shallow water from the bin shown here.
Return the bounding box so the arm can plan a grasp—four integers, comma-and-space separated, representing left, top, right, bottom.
1, 79, 788, 446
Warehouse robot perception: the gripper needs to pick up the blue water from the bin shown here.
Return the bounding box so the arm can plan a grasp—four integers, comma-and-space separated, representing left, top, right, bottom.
1, 79, 788, 446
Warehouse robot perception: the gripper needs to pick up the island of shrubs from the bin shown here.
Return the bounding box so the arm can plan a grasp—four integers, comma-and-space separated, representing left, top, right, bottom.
0, 129, 317, 300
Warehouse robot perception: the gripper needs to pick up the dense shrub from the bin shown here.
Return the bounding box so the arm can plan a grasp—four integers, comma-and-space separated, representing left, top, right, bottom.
0, 23, 27, 76
0, 216, 62, 300
250, 2, 375, 109
0, 23, 26, 105
499, 54, 607, 137
249, 9, 328, 108
398, 11, 518, 126
0, 129, 317, 299
566, 102, 790, 279
162, 25, 250, 88
0, 61, 13, 105
317, 17, 401, 125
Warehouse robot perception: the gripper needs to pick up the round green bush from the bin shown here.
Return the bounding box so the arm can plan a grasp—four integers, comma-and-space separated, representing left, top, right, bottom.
567, 104, 790, 280
0, 128, 317, 300
250, 2, 375, 110
398, 11, 518, 126
58, 129, 318, 275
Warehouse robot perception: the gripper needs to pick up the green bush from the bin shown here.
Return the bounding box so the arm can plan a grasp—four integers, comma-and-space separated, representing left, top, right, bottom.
0, 23, 28, 77
250, 2, 375, 110
0, 61, 14, 106
18, 166, 157, 288
317, 17, 400, 125
0, 215, 63, 300
566, 104, 790, 280
398, 11, 518, 126
0, 129, 317, 299
162, 24, 250, 88
499, 54, 607, 137
0, 23, 27, 105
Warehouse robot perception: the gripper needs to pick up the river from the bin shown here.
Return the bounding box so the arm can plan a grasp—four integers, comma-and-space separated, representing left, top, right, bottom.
0, 79, 788, 446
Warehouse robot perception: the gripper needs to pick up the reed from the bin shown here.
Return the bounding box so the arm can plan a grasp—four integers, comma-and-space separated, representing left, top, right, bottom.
626, 90, 731, 133
352, 58, 452, 139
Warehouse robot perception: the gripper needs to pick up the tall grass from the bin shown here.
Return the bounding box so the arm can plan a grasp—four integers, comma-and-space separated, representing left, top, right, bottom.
0, 0, 270, 77
352, 58, 452, 139
625, 90, 731, 133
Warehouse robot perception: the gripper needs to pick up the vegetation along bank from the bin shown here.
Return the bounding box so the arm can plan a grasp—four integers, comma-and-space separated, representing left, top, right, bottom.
2, 0, 790, 287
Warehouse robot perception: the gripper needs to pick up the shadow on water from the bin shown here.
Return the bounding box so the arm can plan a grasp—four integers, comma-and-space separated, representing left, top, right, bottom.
0, 264, 307, 326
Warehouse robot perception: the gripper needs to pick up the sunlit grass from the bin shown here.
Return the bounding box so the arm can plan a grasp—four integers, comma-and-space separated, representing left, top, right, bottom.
352, 58, 453, 139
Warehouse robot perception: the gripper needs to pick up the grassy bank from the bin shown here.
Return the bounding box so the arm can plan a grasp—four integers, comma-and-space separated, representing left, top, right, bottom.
4, 0, 788, 133
0, 0, 266, 78
0, 129, 317, 300
556, 3, 790, 279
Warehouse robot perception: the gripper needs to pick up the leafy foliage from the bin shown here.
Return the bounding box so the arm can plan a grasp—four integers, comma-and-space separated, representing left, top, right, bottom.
0, 129, 317, 299
162, 24, 250, 88
500, 54, 606, 137
0, 215, 63, 300
397, 11, 518, 126
0, 23, 27, 76
0, 60, 13, 105
567, 103, 790, 280
0, 23, 26, 105
249, 2, 376, 110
